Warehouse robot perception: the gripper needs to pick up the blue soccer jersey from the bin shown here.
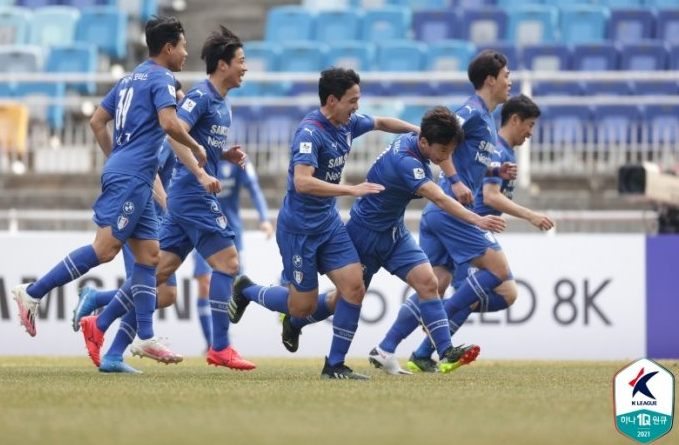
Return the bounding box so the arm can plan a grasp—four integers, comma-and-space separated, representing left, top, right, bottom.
170, 79, 231, 199
350, 132, 433, 231
277, 109, 374, 234
474, 135, 516, 217
100, 59, 178, 186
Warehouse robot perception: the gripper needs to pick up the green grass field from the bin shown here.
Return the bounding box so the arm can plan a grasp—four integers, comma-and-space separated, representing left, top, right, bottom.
0, 357, 676, 445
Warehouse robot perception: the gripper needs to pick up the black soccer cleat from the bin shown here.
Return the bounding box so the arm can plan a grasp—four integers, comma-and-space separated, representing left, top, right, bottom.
321, 357, 369, 380
227, 275, 254, 323
281, 314, 301, 353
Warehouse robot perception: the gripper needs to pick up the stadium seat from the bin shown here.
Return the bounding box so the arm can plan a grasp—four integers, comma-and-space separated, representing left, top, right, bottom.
426, 39, 475, 72
76, 6, 127, 60
399, 105, 428, 126
497, 0, 545, 7
360, 6, 411, 42
507, 5, 558, 47
594, 0, 643, 7
30, 6, 80, 50
374, 40, 428, 96
459, 8, 508, 46
0, 0, 14, 5
254, 105, 309, 145
619, 41, 669, 71
592, 105, 642, 145
413, 9, 459, 43
607, 9, 655, 44
279, 41, 329, 72
14, 80, 66, 129
63, 0, 114, 6
312, 9, 361, 44
45, 43, 97, 94
302, 0, 351, 9
538, 105, 592, 145
0, 102, 28, 156
476, 42, 519, 69
655, 9, 679, 44
632, 80, 678, 95
645, 105, 679, 145
572, 42, 619, 71
387, 0, 448, 8
15, 0, 55, 7
0, 43, 42, 72
236, 41, 283, 97
532, 81, 582, 96
325, 40, 375, 71
668, 44, 679, 70
522, 43, 570, 70
264, 6, 314, 42
0, 6, 32, 45
559, 4, 610, 44
645, 0, 679, 9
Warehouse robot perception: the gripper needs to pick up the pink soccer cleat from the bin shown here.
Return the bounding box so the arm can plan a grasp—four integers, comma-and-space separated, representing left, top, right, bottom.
207, 346, 256, 370
130, 337, 183, 364
12, 283, 39, 337
80, 315, 105, 367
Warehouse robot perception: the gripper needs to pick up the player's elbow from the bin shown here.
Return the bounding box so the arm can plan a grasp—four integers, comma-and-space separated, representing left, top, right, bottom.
293, 176, 310, 194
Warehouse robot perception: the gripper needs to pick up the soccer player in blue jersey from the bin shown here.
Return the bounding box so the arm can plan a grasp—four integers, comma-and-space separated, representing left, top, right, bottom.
192, 158, 273, 350
406, 94, 554, 372
226, 67, 422, 378
12, 17, 205, 359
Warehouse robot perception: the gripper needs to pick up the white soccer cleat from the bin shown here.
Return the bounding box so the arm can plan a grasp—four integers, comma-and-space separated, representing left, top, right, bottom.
368, 346, 413, 375
130, 337, 183, 364
12, 283, 39, 337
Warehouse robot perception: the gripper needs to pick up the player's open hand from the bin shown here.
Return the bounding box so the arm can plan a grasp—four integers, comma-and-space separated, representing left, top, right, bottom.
477, 215, 506, 233
452, 181, 473, 205
499, 162, 517, 180
199, 172, 221, 194
224, 145, 247, 168
352, 181, 385, 197
529, 212, 555, 231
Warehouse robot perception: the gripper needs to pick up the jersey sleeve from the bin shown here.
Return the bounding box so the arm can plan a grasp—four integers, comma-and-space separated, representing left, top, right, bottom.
176, 88, 208, 130
242, 160, 270, 222
150, 69, 178, 112
396, 155, 431, 194
290, 124, 320, 169
100, 83, 117, 117
349, 113, 375, 139
483, 147, 503, 186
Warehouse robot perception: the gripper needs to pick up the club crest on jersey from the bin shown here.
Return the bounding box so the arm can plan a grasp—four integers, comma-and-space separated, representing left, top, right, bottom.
292, 255, 302, 268
117, 215, 129, 230
181, 98, 196, 112
216, 215, 227, 229
299, 142, 312, 154
210, 201, 220, 214
413, 167, 425, 180
293, 271, 303, 284
168, 84, 176, 99
122, 201, 135, 214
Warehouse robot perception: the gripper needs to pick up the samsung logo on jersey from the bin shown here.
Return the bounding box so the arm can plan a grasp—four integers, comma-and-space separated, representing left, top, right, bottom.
479, 140, 495, 154
210, 125, 229, 136
328, 154, 348, 168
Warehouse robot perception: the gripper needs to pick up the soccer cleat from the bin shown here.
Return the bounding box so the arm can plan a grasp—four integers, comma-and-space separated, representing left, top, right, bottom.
130, 337, 183, 364
99, 356, 142, 374
72, 286, 99, 332
206, 346, 256, 370
406, 353, 439, 373
80, 315, 104, 367
439, 344, 481, 374
281, 314, 301, 353
321, 357, 370, 380
12, 283, 39, 337
368, 346, 412, 375
227, 275, 254, 323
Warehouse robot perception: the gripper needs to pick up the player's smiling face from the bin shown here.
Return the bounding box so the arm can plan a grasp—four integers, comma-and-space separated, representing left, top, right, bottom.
516, 116, 537, 145
331, 84, 360, 125
226, 48, 247, 89
168, 34, 188, 72
492, 66, 511, 104
421, 138, 456, 165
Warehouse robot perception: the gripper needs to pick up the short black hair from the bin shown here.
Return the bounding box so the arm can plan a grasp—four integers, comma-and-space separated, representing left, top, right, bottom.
500, 94, 541, 127
467, 49, 508, 90
318, 67, 360, 106
201, 25, 243, 75
145, 16, 184, 57
420, 106, 464, 146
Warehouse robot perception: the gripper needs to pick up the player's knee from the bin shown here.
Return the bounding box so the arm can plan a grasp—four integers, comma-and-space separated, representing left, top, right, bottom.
415, 275, 439, 300
495, 280, 518, 307
289, 300, 317, 318
341, 280, 365, 305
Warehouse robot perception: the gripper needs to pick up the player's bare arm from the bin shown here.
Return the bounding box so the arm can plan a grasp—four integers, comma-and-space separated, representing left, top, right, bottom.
486, 161, 517, 180
293, 164, 384, 197
158, 107, 207, 167
439, 156, 473, 205
418, 181, 506, 232
89, 106, 113, 157
483, 183, 554, 231
152, 174, 167, 211
221, 144, 246, 168
373, 116, 420, 134
168, 131, 221, 194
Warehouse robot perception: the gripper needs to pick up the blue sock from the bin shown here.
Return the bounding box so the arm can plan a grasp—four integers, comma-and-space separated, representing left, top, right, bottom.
449, 305, 473, 337
378, 294, 421, 354
419, 298, 452, 357
328, 297, 361, 366
246, 285, 289, 313
96, 279, 133, 332
472, 291, 509, 312
131, 263, 157, 340
446, 270, 503, 314
104, 310, 137, 361
290, 292, 333, 329
197, 297, 212, 348
27, 245, 100, 299
94, 290, 117, 309
210, 271, 233, 351
413, 336, 435, 360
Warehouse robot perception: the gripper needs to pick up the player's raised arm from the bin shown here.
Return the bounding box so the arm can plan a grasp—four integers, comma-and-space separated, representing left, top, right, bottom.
373, 116, 419, 134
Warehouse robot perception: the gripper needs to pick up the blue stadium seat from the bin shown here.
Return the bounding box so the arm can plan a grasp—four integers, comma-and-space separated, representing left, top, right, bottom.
312, 9, 361, 44
452, 0, 496, 7
279, 41, 328, 72
572, 42, 619, 70
0, 0, 14, 5
30, 6, 79, 49
522, 43, 570, 70
375, 40, 429, 96
668, 44, 679, 70
426, 40, 475, 72
592, 105, 642, 145
533, 81, 582, 96
507, 5, 558, 47
361, 6, 411, 42
497, 0, 545, 7
538, 105, 592, 145
0, 6, 31, 44
559, 4, 610, 44
619, 41, 669, 71
235, 41, 282, 97
325, 40, 375, 71
303, 0, 351, 9
0, 43, 42, 72
645, 105, 679, 145
254, 105, 309, 145
76, 6, 127, 60
14, 81, 66, 129
608, 9, 655, 44
264, 6, 314, 42
399, 105, 429, 126
596, 0, 643, 7
63, 0, 113, 6
45, 43, 97, 94
645, 0, 679, 9
413, 9, 459, 43
387, 0, 448, 8
476, 42, 519, 69
116, 0, 156, 21
655, 9, 679, 44
15, 0, 55, 7
632, 80, 678, 95
459, 8, 508, 46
